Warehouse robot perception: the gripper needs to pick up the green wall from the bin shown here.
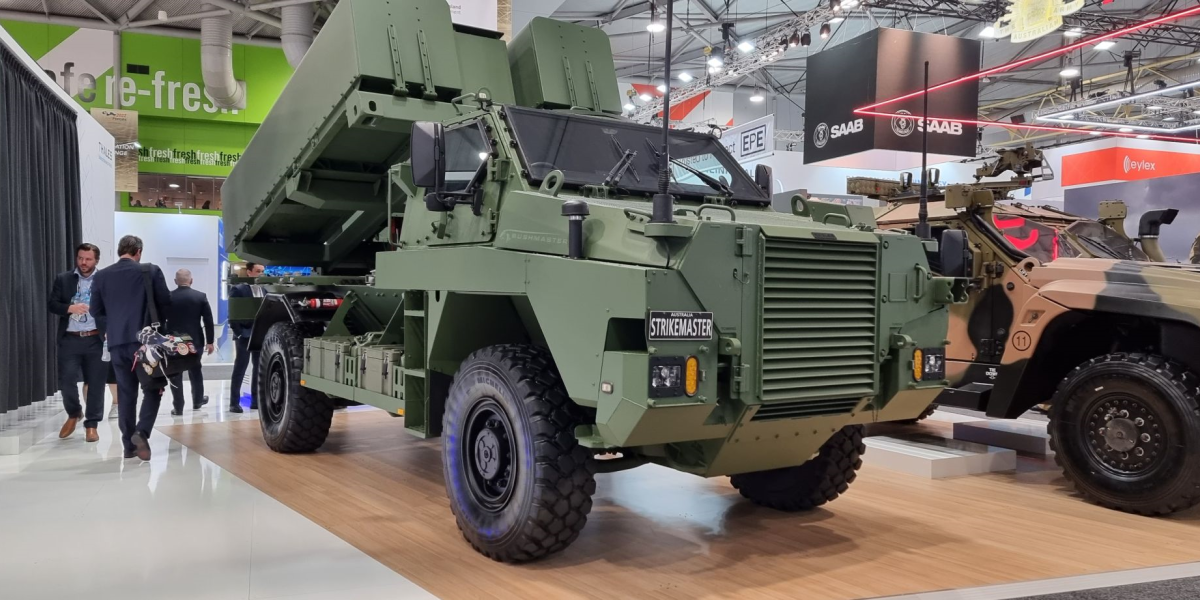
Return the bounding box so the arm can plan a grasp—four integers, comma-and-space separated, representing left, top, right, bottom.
2, 20, 291, 187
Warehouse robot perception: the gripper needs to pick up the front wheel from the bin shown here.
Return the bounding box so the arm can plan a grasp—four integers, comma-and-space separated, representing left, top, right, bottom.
730, 425, 865, 511
258, 322, 336, 453
1049, 353, 1200, 515
442, 344, 597, 563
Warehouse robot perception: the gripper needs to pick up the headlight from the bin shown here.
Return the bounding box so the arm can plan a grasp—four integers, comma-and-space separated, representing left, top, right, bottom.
648, 356, 697, 398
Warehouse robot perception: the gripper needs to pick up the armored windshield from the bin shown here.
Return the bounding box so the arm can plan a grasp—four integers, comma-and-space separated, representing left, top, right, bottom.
1065, 221, 1150, 261
505, 106, 769, 204
987, 213, 1080, 262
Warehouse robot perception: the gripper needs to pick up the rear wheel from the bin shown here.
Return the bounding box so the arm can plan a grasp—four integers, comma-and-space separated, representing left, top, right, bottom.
1049, 353, 1200, 515
258, 322, 336, 453
730, 425, 865, 511
442, 344, 597, 562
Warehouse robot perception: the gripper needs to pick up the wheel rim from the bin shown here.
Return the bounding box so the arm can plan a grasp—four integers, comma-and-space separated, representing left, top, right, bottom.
1081, 392, 1168, 479
265, 354, 288, 424
461, 398, 517, 512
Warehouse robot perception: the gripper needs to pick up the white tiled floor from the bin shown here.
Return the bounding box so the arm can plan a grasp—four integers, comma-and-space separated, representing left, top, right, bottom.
0, 381, 435, 600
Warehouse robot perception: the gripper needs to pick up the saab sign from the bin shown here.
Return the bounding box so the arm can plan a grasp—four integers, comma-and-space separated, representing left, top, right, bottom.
805, 28, 979, 166
721, 115, 775, 163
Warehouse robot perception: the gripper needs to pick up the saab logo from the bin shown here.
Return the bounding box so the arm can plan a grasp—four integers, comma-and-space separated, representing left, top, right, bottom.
891, 109, 963, 138
813, 123, 830, 148
1123, 155, 1156, 174
830, 119, 864, 140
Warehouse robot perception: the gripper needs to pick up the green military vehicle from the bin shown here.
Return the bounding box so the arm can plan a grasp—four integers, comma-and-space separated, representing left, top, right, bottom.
857, 148, 1200, 516
224, 0, 965, 562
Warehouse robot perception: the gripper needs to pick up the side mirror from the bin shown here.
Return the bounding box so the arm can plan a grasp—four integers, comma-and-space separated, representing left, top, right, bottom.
940, 229, 973, 279
411, 122, 445, 190
900, 171, 913, 189
755, 164, 773, 194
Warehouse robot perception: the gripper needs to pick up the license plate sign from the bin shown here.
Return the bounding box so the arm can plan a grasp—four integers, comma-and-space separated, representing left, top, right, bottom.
647, 311, 714, 341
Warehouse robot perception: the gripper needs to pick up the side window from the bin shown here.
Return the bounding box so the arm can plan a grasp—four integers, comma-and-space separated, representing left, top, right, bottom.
443, 122, 489, 192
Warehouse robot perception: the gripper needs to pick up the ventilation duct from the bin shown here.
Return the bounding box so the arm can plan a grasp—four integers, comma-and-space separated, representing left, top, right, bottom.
200, 4, 246, 109
281, 2, 315, 68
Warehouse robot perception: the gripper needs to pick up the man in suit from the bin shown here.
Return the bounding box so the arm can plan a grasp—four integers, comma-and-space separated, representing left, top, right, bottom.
166, 269, 214, 416
47, 243, 107, 443
91, 235, 171, 461
228, 262, 265, 414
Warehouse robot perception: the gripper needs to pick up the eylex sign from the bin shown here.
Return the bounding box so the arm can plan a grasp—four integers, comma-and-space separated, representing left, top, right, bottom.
1124, 155, 1156, 174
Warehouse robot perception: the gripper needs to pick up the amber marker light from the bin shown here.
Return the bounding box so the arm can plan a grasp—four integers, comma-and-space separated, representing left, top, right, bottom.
685, 356, 700, 396
912, 349, 924, 381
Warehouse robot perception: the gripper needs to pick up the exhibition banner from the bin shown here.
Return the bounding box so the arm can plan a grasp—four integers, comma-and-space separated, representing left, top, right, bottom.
1061, 146, 1200, 186
805, 28, 979, 165
91, 108, 138, 191
721, 115, 775, 164
449, 0, 500, 31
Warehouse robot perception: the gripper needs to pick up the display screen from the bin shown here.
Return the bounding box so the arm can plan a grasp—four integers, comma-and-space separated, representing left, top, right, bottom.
505, 106, 769, 204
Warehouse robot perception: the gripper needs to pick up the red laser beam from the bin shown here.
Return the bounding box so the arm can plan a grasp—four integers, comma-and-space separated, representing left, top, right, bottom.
856, 110, 1200, 143
855, 3, 1200, 114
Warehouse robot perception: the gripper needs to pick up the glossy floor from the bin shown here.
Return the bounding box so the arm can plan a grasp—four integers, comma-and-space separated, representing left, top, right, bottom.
0, 381, 433, 600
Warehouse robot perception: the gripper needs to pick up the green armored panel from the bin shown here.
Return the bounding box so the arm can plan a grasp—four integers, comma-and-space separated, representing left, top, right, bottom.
508, 17, 621, 114
223, 0, 514, 270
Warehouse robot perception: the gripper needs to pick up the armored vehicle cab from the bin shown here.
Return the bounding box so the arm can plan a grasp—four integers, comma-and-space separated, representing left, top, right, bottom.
224, 0, 965, 562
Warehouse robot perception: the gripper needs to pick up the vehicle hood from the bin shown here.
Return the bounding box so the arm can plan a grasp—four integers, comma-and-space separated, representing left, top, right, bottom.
1031, 258, 1200, 320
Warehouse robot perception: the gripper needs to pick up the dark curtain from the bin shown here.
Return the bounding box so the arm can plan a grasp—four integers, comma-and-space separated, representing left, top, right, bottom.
0, 44, 82, 418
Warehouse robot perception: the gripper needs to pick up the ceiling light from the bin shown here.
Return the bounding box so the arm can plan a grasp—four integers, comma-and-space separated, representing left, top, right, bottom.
623, 102, 635, 111
832, 0, 841, 12
1118, 127, 1133, 132
801, 32, 811, 46
1164, 116, 1177, 121
707, 55, 723, 67
168, 183, 180, 189
979, 25, 996, 38
749, 91, 765, 102
157, 10, 168, 20
1146, 105, 1163, 110
738, 40, 754, 53
829, 17, 845, 24
708, 65, 722, 73
789, 31, 800, 47
678, 72, 693, 82
842, 0, 859, 8
1063, 27, 1084, 38
646, 5, 665, 33
1193, 110, 1200, 115
656, 84, 667, 92
639, 93, 652, 101
1059, 67, 1080, 77
820, 23, 832, 39
478, 152, 489, 160
1137, 134, 1151, 139
1089, 131, 1103, 135
1094, 40, 1116, 50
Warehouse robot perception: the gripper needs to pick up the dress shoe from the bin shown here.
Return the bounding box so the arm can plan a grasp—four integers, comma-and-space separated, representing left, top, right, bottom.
123, 449, 137, 459
130, 433, 152, 461
108, 405, 119, 419
85, 428, 99, 443
171, 408, 184, 416
59, 416, 78, 439
228, 404, 244, 414
195, 396, 209, 410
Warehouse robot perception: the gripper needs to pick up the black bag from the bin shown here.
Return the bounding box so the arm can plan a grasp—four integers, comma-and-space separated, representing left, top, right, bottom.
134, 265, 202, 387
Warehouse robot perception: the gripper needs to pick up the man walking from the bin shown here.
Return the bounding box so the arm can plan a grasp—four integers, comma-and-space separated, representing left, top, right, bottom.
166, 269, 215, 416
228, 262, 264, 414
47, 243, 107, 443
91, 236, 171, 461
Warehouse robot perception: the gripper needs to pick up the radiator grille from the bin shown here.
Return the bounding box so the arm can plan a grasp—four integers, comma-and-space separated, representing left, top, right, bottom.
751, 398, 865, 421
760, 237, 879, 410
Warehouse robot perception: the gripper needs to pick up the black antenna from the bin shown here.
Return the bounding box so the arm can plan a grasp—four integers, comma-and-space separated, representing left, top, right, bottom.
651, 0, 675, 224
916, 60, 931, 240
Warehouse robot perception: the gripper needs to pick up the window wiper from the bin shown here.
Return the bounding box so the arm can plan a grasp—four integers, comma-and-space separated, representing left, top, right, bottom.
669, 157, 733, 198
603, 149, 638, 187
1077, 236, 1123, 259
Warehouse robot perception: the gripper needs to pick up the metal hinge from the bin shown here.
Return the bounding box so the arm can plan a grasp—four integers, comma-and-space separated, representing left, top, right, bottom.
732, 364, 746, 396
735, 226, 754, 257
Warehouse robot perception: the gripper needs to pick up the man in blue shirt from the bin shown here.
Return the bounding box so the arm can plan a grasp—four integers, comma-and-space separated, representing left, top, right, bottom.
48, 243, 107, 443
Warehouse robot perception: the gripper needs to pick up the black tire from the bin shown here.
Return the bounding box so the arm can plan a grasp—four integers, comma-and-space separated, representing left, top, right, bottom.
258, 322, 336, 453
442, 344, 597, 562
730, 425, 865, 511
1048, 353, 1200, 516
898, 404, 937, 424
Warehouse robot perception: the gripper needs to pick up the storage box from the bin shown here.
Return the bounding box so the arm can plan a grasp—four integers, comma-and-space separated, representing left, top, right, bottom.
363, 346, 403, 395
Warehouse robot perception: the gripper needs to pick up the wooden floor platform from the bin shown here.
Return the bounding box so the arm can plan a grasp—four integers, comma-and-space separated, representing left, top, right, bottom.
160, 411, 1200, 600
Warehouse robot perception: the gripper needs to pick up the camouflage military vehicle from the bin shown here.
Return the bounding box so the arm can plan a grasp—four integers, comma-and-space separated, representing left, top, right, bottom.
858, 147, 1200, 516
222, 0, 965, 562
